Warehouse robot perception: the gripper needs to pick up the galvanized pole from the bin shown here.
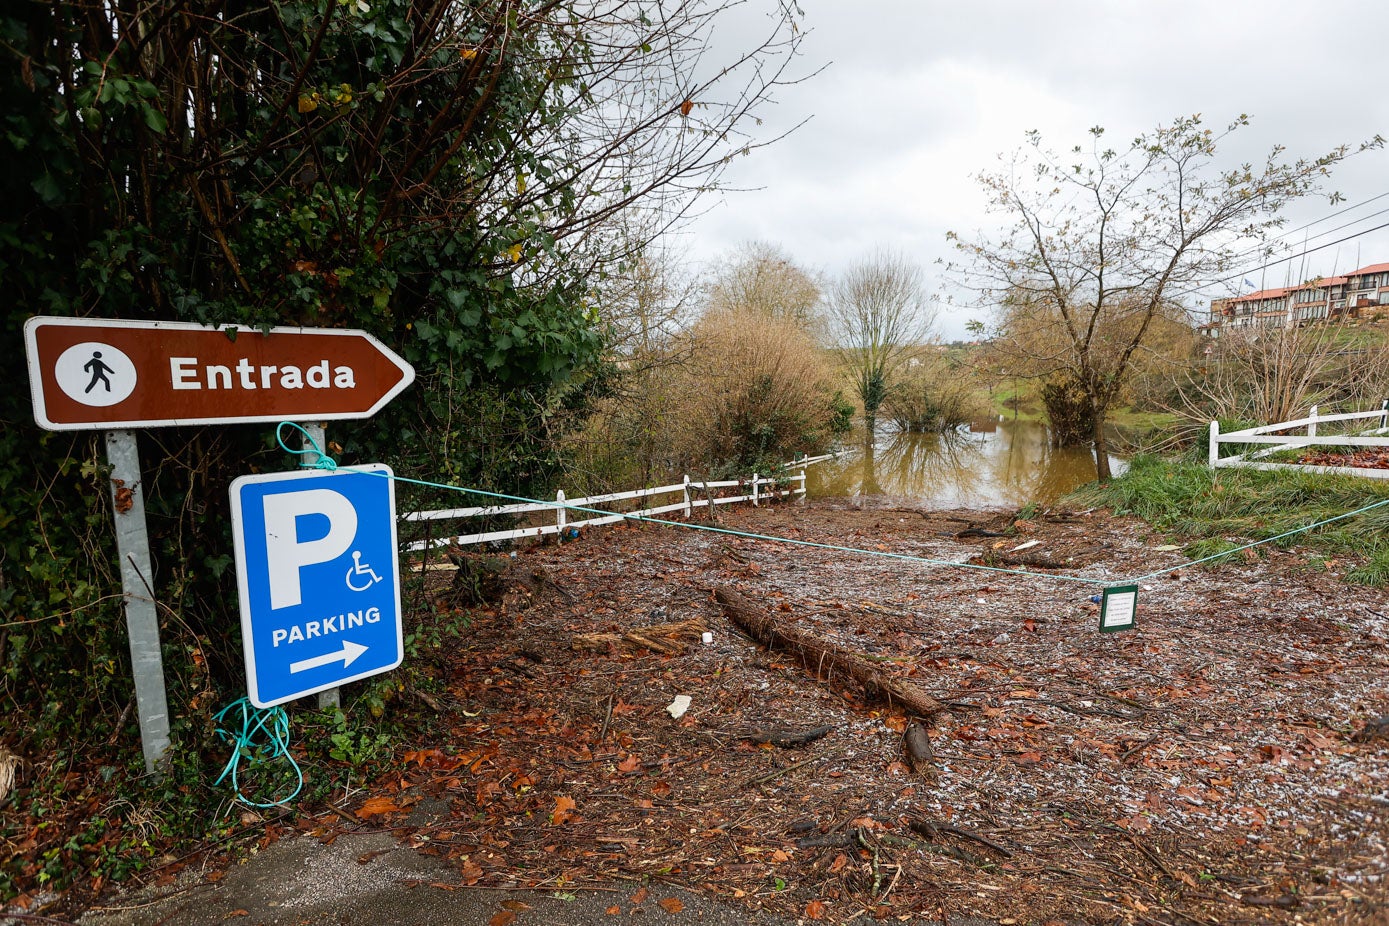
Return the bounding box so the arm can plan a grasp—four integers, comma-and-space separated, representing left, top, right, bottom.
104, 430, 171, 775
301, 422, 341, 712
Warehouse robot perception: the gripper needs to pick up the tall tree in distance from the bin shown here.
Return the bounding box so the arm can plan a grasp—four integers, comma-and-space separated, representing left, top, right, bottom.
825, 249, 937, 434
705, 241, 822, 329
951, 115, 1373, 479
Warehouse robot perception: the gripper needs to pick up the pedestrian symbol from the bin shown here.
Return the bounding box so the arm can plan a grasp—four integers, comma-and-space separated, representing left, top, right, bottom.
54, 341, 137, 407
84, 351, 116, 394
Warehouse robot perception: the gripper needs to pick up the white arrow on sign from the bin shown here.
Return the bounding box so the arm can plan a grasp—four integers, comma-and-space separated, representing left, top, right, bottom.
290, 640, 368, 674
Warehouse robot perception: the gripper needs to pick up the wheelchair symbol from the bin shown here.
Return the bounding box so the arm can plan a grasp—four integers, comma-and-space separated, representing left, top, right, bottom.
346, 551, 384, 592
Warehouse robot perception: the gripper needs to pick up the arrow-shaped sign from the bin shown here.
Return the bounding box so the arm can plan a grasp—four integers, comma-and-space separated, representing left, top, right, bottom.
24, 316, 415, 430
290, 640, 369, 674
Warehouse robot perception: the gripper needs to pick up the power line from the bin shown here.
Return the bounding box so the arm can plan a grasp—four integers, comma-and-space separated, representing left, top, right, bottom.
1217, 198, 1389, 274
1235, 189, 1389, 260
1176, 216, 1389, 304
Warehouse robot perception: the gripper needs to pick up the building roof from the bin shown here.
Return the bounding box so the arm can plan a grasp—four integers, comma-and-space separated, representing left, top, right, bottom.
1229, 287, 1289, 303
1347, 262, 1389, 277
1289, 276, 1348, 291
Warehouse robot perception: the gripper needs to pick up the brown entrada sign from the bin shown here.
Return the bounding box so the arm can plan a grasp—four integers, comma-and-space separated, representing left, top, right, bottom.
24, 316, 415, 430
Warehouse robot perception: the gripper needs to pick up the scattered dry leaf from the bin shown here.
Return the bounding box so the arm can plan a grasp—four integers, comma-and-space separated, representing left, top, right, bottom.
552, 795, 577, 825
356, 796, 402, 818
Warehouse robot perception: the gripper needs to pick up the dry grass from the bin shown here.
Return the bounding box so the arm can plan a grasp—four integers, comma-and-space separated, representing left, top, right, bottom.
570, 309, 845, 488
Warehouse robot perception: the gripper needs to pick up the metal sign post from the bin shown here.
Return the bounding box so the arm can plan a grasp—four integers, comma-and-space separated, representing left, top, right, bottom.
22, 315, 416, 768
300, 422, 341, 711
104, 430, 172, 774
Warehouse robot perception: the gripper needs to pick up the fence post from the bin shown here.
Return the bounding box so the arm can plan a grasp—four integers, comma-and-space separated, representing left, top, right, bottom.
682, 475, 692, 518
1309, 404, 1318, 439
1208, 421, 1220, 468
752, 473, 760, 507
556, 489, 567, 538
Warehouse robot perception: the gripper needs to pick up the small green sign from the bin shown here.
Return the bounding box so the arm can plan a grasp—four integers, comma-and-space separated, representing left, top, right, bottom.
1099, 585, 1138, 633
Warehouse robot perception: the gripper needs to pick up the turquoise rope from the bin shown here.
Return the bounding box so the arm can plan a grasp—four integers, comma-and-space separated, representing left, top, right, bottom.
273, 422, 1389, 589
213, 697, 303, 809
1127, 497, 1389, 582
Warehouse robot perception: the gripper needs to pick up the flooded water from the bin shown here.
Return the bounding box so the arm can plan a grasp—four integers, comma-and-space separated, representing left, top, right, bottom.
805, 420, 1126, 508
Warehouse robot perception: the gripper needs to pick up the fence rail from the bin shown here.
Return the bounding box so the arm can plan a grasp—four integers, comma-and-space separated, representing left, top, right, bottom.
401, 452, 847, 552
1209, 401, 1389, 478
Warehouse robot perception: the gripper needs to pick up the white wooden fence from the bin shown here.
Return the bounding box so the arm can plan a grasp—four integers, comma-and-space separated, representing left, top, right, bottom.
401, 452, 845, 552
1209, 401, 1389, 478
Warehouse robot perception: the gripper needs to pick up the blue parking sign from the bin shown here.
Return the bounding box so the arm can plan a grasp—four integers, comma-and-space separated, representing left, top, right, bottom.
230, 466, 403, 708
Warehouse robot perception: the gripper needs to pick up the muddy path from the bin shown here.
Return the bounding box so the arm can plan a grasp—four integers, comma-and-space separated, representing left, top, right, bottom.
331, 497, 1387, 925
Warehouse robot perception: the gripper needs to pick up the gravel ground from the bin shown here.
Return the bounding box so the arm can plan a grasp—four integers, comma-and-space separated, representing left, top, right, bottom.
54, 497, 1389, 925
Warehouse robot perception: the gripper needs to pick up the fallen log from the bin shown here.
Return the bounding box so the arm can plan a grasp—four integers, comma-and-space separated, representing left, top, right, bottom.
903, 722, 935, 775
572, 617, 705, 655
976, 552, 1068, 570
714, 587, 943, 719
908, 819, 1015, 858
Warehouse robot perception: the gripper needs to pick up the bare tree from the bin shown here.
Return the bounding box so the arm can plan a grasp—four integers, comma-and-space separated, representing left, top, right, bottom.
981, 289, 1194, 445
705, 241, 822, 328
951, 115, 1372, 479
1175, 323, 1389, 426
825, 249, 938, 433
598, 237, 700, 356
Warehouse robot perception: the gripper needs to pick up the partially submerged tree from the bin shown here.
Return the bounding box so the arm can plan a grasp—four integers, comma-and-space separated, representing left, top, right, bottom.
825, 249, 937, 433
980, 289, 1194, 445
951, 115, 1370, 479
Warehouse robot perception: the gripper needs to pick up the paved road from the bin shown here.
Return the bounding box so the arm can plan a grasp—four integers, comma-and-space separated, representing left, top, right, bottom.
76, 830, 797, 926
75, 829, 1000, 926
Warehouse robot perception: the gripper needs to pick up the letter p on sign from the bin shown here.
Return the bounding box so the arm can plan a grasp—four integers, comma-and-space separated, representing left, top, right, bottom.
263, 488, 357, 609
231, 465, 402, 708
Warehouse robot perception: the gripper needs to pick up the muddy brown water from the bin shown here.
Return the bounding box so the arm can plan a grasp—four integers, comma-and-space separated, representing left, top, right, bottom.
807, 420, 1127, 508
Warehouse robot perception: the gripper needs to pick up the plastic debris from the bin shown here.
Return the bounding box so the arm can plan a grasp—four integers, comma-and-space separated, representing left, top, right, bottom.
666, 695, 692, 719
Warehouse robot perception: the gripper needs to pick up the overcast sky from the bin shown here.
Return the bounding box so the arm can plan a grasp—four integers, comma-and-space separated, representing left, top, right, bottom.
681, 0, 1389, 339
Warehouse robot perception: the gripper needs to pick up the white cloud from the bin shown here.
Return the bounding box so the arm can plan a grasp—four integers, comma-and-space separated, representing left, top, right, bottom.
683, 0, 1389, 338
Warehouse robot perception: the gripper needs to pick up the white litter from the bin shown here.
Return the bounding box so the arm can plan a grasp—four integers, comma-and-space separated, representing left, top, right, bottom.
666, 695, 692, 719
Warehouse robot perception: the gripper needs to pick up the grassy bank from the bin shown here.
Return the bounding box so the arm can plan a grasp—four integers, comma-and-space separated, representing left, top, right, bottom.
1065, 455, 1389, 585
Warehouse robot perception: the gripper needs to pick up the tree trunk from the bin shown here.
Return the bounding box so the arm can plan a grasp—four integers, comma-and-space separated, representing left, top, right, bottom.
1092, 411, 1112, 481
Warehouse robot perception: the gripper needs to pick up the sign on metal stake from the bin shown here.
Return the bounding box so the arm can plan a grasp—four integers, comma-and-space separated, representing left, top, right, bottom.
23, 315, 415, 764
104, 430, 172, 774
230, 466, 403, 708
300, 422, 341, 712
